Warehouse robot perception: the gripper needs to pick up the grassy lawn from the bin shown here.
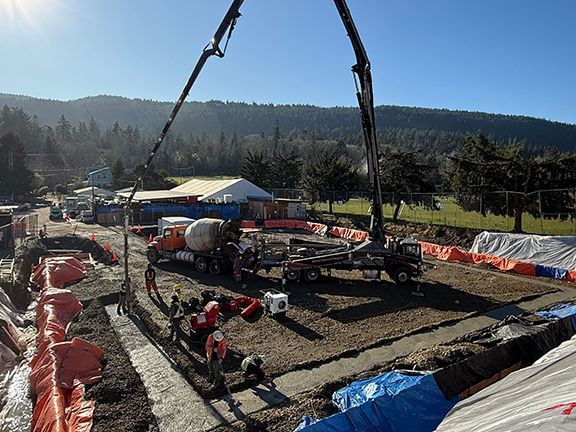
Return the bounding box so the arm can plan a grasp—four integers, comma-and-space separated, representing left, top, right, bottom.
311, 197, 576, 235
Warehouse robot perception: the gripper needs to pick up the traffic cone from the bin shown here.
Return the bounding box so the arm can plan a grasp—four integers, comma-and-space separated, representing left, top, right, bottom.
105, 242, 110, 251
137, 224, 142, 234
112, 251, 118, 262
91, 232, 95, 241
148, 233, 153, 243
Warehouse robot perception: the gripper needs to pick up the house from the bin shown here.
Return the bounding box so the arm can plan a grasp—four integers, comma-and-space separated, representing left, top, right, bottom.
86, 166, 112, 188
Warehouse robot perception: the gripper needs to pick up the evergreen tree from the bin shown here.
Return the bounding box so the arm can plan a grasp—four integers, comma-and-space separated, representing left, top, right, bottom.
241, 151, 270, 188
55, 114, 72, 145
301, 151, 360, 213
0, 133, 34, 196
111, 158, 125, 189
270, 149, 302, 188
448, 134, 576, 232
379, 149, 437, 221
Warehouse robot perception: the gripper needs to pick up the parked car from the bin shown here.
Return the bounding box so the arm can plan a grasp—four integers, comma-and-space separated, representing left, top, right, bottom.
77, 209, 94, 224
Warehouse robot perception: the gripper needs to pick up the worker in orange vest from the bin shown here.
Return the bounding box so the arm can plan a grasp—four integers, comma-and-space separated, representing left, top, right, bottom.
205, 330, 227, 388
144, 264, 159, 296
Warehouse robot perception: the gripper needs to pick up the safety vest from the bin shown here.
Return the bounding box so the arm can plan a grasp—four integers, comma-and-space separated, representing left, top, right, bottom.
241, 356, 254, 371
205, 335, 227, 361
173, 301, 185, 319
145, 269, 155, 281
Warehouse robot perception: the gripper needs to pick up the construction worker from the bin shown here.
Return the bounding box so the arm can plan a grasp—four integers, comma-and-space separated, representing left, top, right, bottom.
241, 355, 265, 380
205, 330, 227, 388
144, 263, 159, 296
117, 279, 128, 315
233, 252, 243, 282
173, 284, 185, 301
169, 292, 185, 343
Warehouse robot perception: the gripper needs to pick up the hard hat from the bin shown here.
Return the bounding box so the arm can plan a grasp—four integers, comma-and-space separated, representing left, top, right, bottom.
212, 330, 224, 342
173, 284, 182, 291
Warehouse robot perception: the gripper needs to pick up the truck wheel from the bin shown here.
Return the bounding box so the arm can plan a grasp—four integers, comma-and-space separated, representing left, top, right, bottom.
392, 267, 411, 285
284, 268, 300, 282
304, 268, 321, 282
147, 248, 160, 264
195, 257, 208, 273
209, 259, 223, 275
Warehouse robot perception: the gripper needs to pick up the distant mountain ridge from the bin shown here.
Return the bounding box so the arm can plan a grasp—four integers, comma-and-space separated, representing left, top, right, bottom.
1, 93, 575, 152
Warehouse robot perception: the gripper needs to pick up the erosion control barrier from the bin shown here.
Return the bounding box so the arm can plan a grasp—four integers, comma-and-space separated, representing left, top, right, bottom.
420, 240, 576, 283
29, 256, 103, 432
295, 305, 576, 432
260, 219, 368, 242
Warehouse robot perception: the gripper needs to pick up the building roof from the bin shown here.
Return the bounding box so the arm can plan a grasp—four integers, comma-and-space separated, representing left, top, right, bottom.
116, 190, 195, 202
74, 186, 115, 197
171, 178, 271, 202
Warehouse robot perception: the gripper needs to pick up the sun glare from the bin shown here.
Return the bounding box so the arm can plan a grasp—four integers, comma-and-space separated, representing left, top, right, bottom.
0, 0, 65, 32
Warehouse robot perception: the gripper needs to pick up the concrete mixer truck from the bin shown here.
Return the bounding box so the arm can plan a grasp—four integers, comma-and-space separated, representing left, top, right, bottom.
146, 218, 242, 275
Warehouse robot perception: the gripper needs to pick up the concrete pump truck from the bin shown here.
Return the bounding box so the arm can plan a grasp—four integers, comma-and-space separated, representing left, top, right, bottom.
134, 0, 424, 292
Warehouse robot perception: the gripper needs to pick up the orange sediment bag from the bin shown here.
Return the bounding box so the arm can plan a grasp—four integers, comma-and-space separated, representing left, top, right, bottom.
240, 220, 256, 228
328, 226, 369, 242
568, 270, 576, 283
420, 241, 536, 276
235, 296, 262, 319
29, 257, 103, 432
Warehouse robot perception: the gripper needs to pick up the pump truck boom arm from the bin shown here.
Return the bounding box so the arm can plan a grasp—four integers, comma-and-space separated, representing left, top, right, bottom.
333, 0, 385, 242
122, 0, 244, 302
125, 0, 244, 206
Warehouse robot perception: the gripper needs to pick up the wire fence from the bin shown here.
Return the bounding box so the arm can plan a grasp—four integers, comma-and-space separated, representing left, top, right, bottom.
268, 188, 576, 235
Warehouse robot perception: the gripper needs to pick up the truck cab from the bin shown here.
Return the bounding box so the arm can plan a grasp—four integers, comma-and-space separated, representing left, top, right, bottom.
153, 225, 188, 252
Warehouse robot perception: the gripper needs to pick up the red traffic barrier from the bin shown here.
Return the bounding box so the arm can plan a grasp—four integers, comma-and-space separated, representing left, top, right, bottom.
148, 233, 153, 243
104, 242, 110, 252
90, 233, 95, 241
112, 252, 118, 262
137, 225, 142, 234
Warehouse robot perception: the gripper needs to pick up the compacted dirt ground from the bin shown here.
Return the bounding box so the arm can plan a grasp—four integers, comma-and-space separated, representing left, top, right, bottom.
34, 207, 569, 430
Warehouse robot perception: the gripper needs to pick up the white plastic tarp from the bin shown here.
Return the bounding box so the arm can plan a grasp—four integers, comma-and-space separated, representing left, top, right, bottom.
435, 334, 576, 431
470, 232, 576, 270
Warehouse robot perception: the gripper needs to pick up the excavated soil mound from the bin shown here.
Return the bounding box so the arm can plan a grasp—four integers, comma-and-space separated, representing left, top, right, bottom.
41, 236, 115, 264
386, 222, 482, 249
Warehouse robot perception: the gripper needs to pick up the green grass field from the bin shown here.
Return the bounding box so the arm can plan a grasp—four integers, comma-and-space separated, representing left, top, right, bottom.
312, 198, 576, 235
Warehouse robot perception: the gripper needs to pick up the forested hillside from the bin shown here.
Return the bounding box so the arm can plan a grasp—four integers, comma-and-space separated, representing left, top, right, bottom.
2, 93, 575, 152
1, 93, 575, 182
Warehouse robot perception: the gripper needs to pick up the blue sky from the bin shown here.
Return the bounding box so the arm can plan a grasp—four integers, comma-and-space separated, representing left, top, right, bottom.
0, 0, 574, 124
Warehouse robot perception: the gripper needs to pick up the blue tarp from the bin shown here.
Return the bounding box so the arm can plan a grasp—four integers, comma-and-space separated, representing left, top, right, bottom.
295, 372, 457, 432
535, 264, 568, 280
140, 203, 240, 220
536, 303, 576, 329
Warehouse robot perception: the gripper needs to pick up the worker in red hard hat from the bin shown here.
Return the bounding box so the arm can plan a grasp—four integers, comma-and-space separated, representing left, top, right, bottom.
205, 330, 227, 388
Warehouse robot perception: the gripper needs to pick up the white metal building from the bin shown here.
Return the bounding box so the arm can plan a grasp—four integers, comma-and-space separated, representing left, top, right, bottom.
171, 178, 271, 202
